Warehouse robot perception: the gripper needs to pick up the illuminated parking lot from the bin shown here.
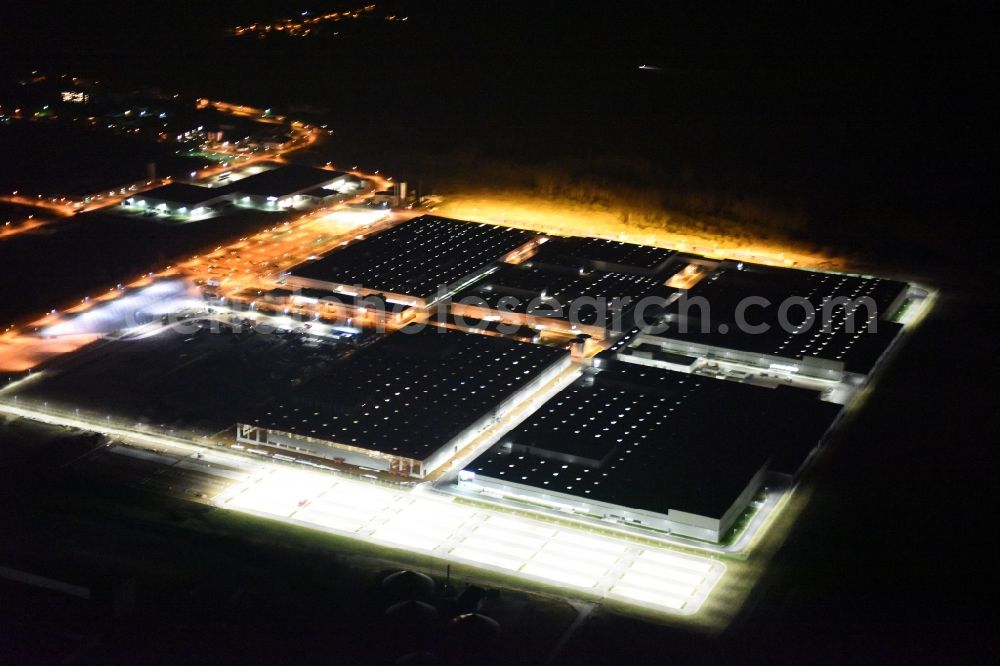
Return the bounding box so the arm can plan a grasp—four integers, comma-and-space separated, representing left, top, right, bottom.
216, 466, 725, 615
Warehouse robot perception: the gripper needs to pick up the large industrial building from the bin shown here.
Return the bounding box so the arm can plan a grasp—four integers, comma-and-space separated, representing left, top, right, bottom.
636, 261, 910, 380
10, 203, 918, 549
284, 215, 542, 307
451, 236, 683, 340
237, 325, 571, 478
461, 359, 843, 542
452, 256, 914, 543
127, 183, 231, 218
222, 163, 362, 209
9, 317, 361, 435
126, 164, 363, 217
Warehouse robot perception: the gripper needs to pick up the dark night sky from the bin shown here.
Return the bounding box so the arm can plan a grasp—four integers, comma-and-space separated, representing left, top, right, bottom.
1, 2, 994, 263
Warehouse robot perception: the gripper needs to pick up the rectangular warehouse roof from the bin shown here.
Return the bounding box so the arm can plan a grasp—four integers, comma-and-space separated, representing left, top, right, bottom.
454, 262, 677, 327
222, 164, 348, 197
133, 165, 354, 207
531, 236, 678, 275
247, 325, 569, 461
287, 215, 538, 300
135, 183, 227, 206
657, 263, 908, 374
468, 360, 842, 520
13, 323, 358, 434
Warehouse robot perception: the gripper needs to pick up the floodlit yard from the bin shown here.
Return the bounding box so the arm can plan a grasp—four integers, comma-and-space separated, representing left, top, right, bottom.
218, 466, 726, 616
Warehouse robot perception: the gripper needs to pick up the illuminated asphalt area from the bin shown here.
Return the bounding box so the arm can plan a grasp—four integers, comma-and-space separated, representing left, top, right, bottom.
216, 466, 725, 615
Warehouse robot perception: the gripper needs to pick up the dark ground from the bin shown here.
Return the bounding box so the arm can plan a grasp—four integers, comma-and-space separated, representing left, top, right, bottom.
0, 2, 997, 663
0, 122, 205, 197
0, 421, 577, 665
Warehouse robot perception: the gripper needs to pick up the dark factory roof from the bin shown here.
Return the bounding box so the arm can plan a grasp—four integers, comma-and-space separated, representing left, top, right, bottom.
454, 262, 678, 328
658, 264, 908, 374
136, 183, 226, 206
288, 215, 537, 299
301, 187, 340, 199
468, 360, 842, 520
248, 326, 568, 461
222, 164, 346, 197
530, 236, 678, 275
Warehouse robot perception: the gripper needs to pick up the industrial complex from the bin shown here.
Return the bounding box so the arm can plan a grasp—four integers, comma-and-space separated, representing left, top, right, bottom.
284, 215, 540, 306
125, 163, 364, 219
0, 9, 975, 659
0, 207, 929, 616
451, 236, 683, 341
461, 360, 841, 542
645, 262, 909, 379
237, 326, 570, 478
